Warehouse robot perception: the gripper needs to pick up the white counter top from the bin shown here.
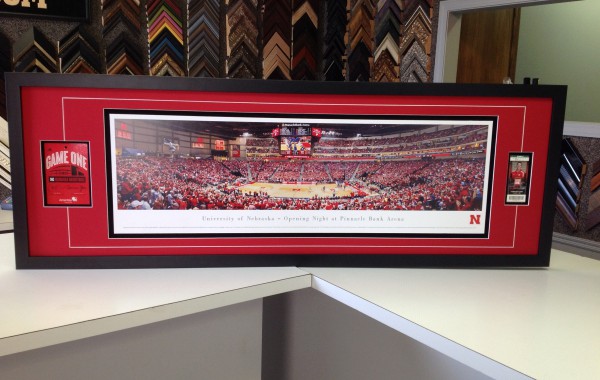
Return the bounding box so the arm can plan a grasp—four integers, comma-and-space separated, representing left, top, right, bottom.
0, 233, 311, 356
2, 231, 599, 379
304, 250, 600, 380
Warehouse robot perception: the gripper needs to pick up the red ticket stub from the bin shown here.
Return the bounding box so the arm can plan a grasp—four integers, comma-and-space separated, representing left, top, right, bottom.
41, 141, 91, 207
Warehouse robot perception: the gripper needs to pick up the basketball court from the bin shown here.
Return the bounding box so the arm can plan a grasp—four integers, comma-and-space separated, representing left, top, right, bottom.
236, 182, 369, 199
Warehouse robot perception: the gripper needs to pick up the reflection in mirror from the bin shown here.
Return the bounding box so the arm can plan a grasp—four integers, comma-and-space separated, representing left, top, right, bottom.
0, 116, 11, 233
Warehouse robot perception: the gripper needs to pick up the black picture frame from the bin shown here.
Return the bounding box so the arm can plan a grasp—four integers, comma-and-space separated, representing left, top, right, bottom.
6, 72, 567, 268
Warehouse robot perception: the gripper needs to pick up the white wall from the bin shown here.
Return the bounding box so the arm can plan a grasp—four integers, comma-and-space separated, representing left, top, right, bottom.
443, 14, 462, 83
516, 0, 600, 123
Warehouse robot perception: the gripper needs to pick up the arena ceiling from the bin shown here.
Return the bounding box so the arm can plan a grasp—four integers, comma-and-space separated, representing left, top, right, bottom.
128, 118, 436, 139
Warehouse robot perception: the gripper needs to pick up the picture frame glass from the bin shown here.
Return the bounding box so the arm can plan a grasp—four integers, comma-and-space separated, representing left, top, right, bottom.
106, 111, 495, 238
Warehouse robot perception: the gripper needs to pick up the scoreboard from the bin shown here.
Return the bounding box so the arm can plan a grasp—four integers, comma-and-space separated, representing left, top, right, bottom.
280, 126, 310, 136
272, 124, 322, 157
280, 136, 312, 156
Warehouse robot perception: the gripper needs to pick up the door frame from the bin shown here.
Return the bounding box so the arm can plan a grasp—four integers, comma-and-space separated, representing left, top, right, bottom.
433, 0, 594, 137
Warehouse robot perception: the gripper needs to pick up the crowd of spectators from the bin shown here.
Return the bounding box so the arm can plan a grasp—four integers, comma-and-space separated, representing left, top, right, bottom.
244, 125, 488, 160
246, 138, 278, 156
392, 158, 485, 211
270, 161, 303, 182
363, 161, 428, 188
116, 155, 485, 212
246, 138, 277, 147
301, 162, 330, 182
328, 162, 360, 181
221, 160, 248, 176
315, 125, 485, 148
315, 128, 487, 157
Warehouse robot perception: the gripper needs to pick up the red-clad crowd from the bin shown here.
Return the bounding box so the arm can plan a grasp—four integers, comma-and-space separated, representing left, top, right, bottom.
245, 125, 488, 159
328, 162, 360, 181
116, 155, 485, 211
301, 162, 330, 182
315, 125, 486, 148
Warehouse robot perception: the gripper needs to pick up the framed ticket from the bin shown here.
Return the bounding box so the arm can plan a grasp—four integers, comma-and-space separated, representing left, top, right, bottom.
41, 141, 91, 207
506, 153, 532, 205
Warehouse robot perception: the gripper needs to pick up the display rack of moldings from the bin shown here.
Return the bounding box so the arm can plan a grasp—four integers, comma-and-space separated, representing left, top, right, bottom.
188, 0, 221, 77
0, 32, 10, 120
147, 0, 186, 76
556, 138, 587, 230
0, 0, 435, 127
13, 0, 434, 80
102, 0, 146, 75
261, 0, 291, 80
292, 0, 319, 80
226, 0, 260, 78
323, 0, 346, 81
586, 158, 600, 231
58, 26, 102, 74
12, 27, 58, 73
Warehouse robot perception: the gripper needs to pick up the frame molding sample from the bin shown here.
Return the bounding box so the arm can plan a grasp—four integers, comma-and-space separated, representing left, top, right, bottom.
6, 73, 566, 268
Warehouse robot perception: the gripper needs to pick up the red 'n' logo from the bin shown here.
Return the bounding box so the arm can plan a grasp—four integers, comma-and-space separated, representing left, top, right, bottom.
469, 215, 481, 225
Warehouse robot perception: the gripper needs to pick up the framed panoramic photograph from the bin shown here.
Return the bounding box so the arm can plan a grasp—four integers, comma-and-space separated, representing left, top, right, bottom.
6, 73, 567, 268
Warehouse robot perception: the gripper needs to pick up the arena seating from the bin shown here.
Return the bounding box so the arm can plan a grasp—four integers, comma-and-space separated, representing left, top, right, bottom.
116, 156, 485, 211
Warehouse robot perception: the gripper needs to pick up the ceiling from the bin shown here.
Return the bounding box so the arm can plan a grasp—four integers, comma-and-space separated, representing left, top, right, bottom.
119, 117, 439, 140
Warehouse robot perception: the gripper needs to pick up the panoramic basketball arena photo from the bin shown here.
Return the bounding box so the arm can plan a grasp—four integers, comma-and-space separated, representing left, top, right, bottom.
106, 112, 493, 236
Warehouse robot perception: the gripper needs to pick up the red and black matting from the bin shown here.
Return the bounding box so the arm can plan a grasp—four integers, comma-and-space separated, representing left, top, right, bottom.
6, 73, 566, 268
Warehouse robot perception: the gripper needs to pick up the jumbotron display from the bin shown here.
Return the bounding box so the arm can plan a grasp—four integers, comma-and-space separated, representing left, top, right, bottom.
280, 135, 312, 156
272, 124, 321, 157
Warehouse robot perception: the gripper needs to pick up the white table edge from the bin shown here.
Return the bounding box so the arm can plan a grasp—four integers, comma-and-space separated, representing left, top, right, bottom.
306, 274, 532, 380
0, 273, 312, 357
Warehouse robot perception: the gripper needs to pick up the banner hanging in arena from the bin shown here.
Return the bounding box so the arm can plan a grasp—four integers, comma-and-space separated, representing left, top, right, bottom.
6, 73, 567, 268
